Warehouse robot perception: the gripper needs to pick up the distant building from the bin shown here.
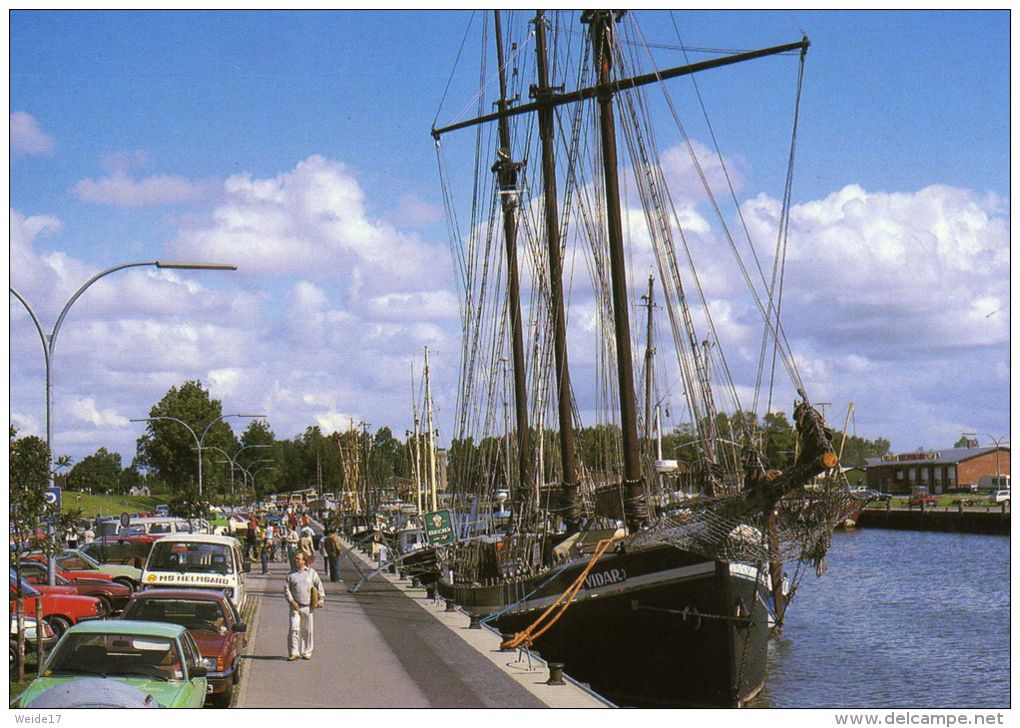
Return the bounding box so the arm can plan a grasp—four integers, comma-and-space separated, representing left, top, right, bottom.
864, 445, 1010, 494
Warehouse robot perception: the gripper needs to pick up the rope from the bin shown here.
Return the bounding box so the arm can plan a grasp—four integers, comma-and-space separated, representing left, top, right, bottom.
500, 537, 614, 650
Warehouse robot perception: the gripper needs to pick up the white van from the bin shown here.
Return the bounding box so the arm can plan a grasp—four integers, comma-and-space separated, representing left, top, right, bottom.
96, 517, 210, 539
140, 534, 250, 608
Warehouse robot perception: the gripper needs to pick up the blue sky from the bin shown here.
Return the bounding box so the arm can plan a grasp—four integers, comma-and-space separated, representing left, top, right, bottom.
9, 10, 1010, 466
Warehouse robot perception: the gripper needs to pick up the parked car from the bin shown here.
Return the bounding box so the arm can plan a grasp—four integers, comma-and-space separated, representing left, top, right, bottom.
26, 548, 142, 590
121, 588, 246, 707
141, 534, 250, 609
16, 561, 132, 614
989, 490, 1010, 504
9, 571, 105, 637
10, 615, 57, 673
12, 620, 209, 708
908, 486, 939, 509
81, 535, 157, 569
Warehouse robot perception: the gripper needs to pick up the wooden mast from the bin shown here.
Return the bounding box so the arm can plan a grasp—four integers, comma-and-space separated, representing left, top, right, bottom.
585, 9, 648, 532
492, 11, 532, 514
534, 10, 580, 530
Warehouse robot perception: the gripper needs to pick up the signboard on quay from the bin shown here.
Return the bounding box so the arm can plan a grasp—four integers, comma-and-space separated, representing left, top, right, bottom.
423, 509, 455, 547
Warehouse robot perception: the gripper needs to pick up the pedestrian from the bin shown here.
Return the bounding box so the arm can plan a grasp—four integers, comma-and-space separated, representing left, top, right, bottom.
285, 526, 300, 571
284, 552, 324, 661
246, 522, 260, 560
322, 529, 342, 582
298, 527, 315, 567
260, 536, 271, 574
83, 525, 95, 545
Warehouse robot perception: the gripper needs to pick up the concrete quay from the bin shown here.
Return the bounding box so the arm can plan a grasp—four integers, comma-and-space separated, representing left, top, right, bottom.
234, 539, 611, 709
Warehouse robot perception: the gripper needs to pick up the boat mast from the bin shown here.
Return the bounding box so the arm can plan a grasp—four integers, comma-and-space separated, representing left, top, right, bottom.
411, 360, 423, 516
492, 11, 532, 511
642, 274, 655, 448
585, 9, 648, 533
424, 345, 438, 512
534, 10, 580, 530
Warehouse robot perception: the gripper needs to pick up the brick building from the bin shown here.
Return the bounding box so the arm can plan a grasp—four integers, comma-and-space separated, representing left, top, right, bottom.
864, 445, 1010, 494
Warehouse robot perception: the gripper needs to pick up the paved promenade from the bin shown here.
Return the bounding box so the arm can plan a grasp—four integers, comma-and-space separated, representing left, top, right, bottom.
234, 541, 609, 709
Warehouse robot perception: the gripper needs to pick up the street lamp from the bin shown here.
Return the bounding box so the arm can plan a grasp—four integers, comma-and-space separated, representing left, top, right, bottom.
11, 260, 236, 585
230, 460, 275, 499
130, 413, 265, 497
220, 457, 274, 501
207, 444, 270, 504
10, 261, 237, 484
962, 432, 1010, 488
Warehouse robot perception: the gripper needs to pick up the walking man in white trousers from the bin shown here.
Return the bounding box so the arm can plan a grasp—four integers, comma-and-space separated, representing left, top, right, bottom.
284, 552, 324, 660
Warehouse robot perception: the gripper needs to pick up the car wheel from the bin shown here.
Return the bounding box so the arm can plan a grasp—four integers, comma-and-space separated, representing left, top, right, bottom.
96, 595, 113, 616
112, 577, 135, 592
233, 660, 242, 684
10, 641, 19, 674
210, 682, 233, 708
45, 615, 71, 639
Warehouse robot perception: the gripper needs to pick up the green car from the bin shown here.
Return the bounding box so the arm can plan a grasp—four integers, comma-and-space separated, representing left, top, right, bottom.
13, 620, 208, 708
36, 549, 143, 590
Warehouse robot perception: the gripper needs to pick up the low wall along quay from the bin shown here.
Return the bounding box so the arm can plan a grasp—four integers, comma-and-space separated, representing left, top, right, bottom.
859, 504, 1009, 535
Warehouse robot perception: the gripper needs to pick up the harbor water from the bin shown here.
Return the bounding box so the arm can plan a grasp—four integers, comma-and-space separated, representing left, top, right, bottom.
751, 528, 1010, 708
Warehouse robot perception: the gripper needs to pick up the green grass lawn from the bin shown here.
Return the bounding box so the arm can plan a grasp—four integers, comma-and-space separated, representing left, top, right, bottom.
61, 491, 171, 520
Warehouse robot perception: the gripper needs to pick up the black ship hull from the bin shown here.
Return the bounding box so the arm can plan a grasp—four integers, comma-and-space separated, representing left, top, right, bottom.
438, 543, 769, 707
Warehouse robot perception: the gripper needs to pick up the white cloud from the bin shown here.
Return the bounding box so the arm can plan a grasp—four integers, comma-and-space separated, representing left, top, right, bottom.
10, 411, 40, 437
208, 368, 243, 396
169, 155, 450, 295
72, 170, 209, 207
11, 111, 54, 156
69, 398, 130, 427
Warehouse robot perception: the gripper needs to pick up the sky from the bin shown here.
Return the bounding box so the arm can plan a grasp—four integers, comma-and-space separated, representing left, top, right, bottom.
8, 9, 1011, 469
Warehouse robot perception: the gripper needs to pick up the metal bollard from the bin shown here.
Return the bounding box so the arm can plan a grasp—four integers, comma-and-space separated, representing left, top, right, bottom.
411, 576, 421, 588
468, 613, 482, 629
499, 632, 515, 652
546, 662, 565, 686
425, 584, 436, 600
445, 598, 457, 613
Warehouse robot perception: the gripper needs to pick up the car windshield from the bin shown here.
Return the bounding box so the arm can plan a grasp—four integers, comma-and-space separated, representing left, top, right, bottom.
63, 550, 101, 569
82, 540, 152, 565
123, 598, 228, 632
147, 542, 234, 575
45, 632, 184, 681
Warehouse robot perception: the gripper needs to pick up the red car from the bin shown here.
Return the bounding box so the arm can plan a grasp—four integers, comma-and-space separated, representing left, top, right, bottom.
8, 572, 104, 637
120, 588, 247, 708
16, 561, 131, 614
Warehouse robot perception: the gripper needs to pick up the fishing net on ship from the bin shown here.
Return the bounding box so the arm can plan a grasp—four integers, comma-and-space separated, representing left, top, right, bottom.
626, 404, 857, 572
627, 475, 855, 572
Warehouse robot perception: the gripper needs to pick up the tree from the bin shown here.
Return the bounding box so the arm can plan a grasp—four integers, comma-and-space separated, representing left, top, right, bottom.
9, 429, 80, 678
369, 427, 404, 487
135, 380, 239, 497
67, 447, 122, 494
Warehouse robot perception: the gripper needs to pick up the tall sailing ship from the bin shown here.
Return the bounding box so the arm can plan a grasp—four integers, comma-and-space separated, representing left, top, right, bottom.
430, 10, 852, 707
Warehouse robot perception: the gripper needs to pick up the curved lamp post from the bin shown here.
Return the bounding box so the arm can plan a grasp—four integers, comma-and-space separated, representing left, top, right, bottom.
962, 432, 1010, 488
208, 444, 270, 503
130, 414, 265, 497
10, 261, 237, 481
230, 460, 276, 500
11, 260, 236, 585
